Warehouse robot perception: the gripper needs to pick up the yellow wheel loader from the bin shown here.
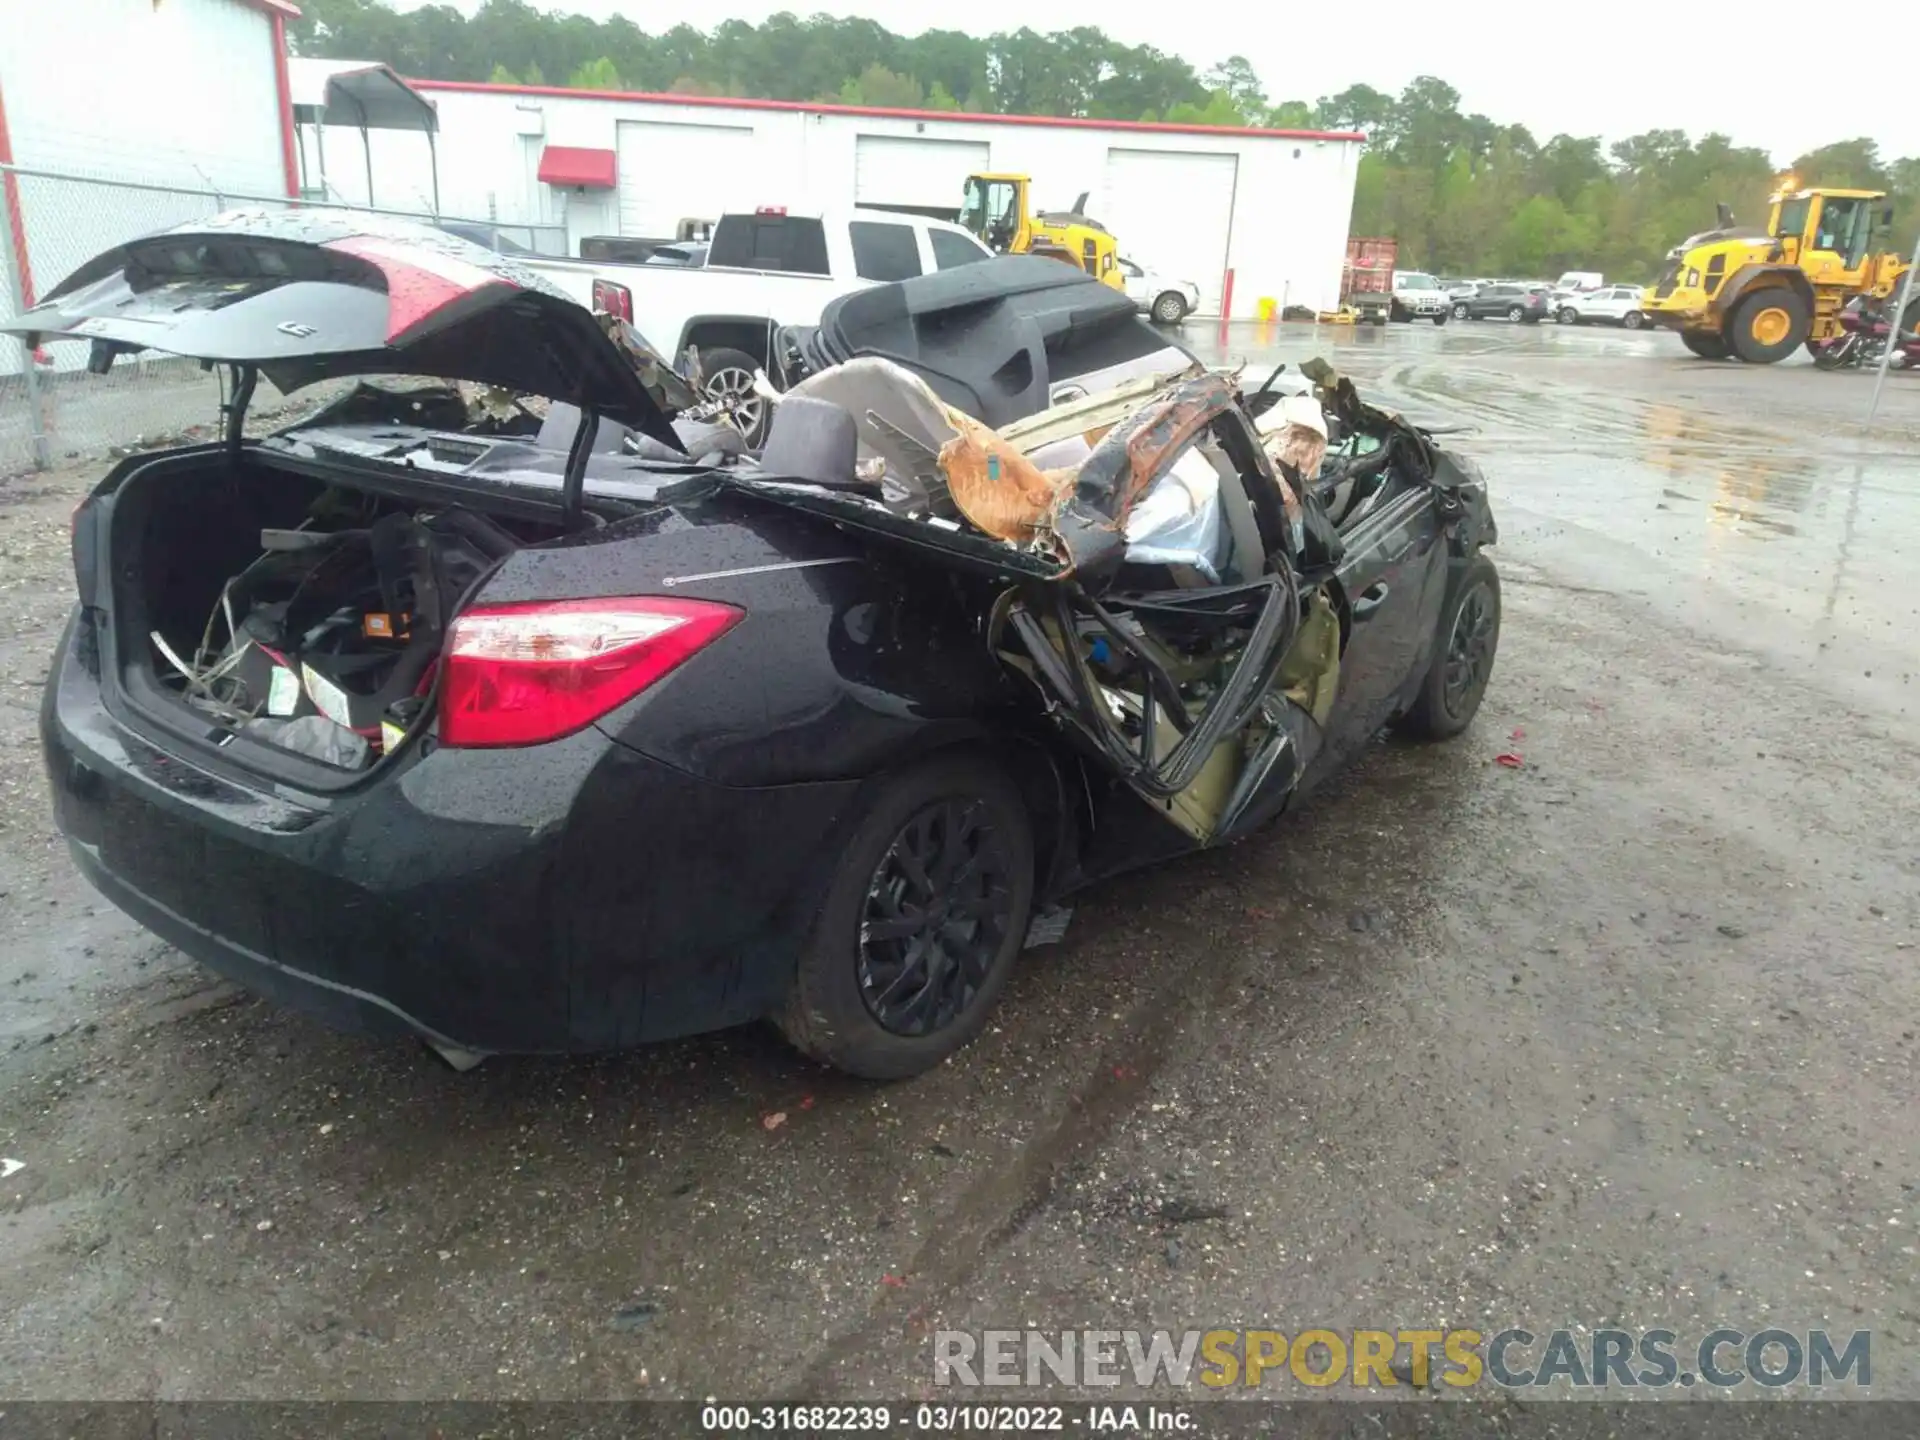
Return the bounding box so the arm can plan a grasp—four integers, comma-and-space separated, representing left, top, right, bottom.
1641, 186, 1911, 362
959, 173, 1127, 292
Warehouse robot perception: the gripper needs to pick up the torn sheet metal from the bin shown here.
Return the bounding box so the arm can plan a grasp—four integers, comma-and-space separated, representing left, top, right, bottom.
1050, 371, 1241, 585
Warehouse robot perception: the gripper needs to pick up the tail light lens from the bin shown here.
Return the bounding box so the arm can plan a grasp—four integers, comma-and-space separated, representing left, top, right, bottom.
591, 279, 633, 321
438, 597, 742, 749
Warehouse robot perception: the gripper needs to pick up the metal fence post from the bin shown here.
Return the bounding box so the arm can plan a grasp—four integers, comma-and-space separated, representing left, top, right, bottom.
1866, 233, 1920, 428
0, 171, 52, 471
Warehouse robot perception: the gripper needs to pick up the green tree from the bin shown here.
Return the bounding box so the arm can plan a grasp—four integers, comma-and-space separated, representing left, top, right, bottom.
289, 1, 1920, 281
1205, 55, 1265, 115
567, 56, 621, 90
836, 64, 925, 109
1163, 90, 1248, 128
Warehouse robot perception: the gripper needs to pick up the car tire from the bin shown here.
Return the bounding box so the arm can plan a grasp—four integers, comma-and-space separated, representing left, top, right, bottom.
1557, 307, 1579, 325
778, 753, 1034, 1080
1506, 305, 1525, 322
1399, 555, 1501, 741
1389, 300, 1407, 323
1151, 291, 1189, 325
1622, 310, 1646, 330
699, 346, 770, 446
1432, 311, 1448, 326
1452, 302, 1470, 319
1728, 288, 1811, 364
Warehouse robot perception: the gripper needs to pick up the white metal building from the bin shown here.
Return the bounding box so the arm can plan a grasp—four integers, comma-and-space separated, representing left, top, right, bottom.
0, 0, 298, 370
326, 81, 1365, 318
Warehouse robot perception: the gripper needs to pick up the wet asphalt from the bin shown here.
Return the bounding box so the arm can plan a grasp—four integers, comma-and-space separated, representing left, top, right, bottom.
1, 318, 1918, 1413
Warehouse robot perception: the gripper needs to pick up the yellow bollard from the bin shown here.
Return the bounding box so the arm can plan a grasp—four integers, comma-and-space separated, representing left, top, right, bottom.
1256, 296, 1278, 322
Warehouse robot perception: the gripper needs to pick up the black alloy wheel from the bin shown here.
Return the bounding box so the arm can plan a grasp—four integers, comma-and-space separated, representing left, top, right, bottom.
779, 755, 1034, 1079
1399, 554, 1502, 739
1442, 582, 1498, 719
857, 798, 1015, 1037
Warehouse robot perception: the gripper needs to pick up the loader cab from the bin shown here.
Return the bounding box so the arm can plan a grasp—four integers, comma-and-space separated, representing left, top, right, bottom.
960, 174, 1028, 253
1768, 188, 1885, 284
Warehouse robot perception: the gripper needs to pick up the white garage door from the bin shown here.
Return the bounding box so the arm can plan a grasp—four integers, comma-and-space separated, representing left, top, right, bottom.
616, 121, 755, 238
854, 135, 990, 214
1101, 149, 1238, 316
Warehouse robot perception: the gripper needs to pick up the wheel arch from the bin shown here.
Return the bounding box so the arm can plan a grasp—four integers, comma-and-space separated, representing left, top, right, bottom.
848, 726, 1082, 906
1716, 265, 1815, 320
677, 316, 778, 366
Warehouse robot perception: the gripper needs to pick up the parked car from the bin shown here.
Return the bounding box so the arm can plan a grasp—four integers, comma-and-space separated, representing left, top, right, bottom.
1445, 279, 1484, 303
7, 213, 1501, 1081
1390, 270, 1452, 324
521, 207, 997, 445
1555, 284, 1647, 328
1118, 256, 1200, 324
1453, 283, 1550, 323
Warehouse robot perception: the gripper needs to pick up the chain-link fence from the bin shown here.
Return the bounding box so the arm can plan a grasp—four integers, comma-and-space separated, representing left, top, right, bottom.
0, 164, 567, 477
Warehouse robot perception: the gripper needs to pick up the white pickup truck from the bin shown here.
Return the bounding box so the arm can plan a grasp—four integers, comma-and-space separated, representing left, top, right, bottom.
522, 207, 997, 441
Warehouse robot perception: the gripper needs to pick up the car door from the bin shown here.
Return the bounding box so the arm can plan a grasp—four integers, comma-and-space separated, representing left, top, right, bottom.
1304, 469, 1452, 782
1473, 285, 1510, 318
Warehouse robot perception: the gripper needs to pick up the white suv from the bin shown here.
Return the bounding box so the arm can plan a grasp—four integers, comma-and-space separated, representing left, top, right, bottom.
1555, 285, 1647, 329
1391, 271, 1452, 324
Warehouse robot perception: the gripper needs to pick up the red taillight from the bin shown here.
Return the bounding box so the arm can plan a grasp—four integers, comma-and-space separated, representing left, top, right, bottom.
591, 278, 633, 321
755, 205, 787, 216
438, 598, 742, 749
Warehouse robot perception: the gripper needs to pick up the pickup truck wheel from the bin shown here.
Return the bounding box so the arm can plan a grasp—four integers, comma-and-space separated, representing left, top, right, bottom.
1431, 311, 1448, 326
1151, 291, 1188, 324
700, 347, 769, 445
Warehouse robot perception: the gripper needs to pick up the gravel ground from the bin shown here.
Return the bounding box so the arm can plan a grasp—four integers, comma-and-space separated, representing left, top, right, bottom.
0, 320, 1917, 1427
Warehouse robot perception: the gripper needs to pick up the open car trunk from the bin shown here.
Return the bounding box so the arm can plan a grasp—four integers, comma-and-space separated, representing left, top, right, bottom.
100, 446, 574, 785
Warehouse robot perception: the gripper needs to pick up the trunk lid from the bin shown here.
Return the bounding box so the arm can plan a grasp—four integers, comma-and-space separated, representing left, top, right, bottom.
1, 208, 682, 452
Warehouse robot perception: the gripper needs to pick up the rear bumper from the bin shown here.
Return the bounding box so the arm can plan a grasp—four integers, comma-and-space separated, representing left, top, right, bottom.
65, 834, 450, 1044
42, 610, 860, 1054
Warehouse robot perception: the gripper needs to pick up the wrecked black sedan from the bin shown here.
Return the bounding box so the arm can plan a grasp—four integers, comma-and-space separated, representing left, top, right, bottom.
14, 212, 1499, 1079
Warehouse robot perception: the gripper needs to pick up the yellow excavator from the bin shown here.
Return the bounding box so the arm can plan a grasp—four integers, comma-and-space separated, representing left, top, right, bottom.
1641, 184, 1911, 362
959, 173, 1126, 292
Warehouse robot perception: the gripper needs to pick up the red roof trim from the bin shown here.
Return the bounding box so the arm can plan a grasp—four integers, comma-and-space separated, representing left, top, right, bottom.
237, 0, 303, 16
537, 144, 618, 189
0, 69, 36, 310
271, 15, 300, 199
409, 79, 1364, 143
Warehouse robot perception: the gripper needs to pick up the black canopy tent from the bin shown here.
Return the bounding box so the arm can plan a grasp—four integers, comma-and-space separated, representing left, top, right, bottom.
290, 60, 440, 212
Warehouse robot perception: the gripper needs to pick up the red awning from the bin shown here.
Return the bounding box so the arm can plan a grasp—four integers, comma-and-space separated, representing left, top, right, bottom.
537, 146, 617, 189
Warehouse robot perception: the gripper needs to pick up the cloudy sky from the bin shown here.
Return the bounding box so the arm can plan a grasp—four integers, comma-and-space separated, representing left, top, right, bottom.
388, 0, 1915, 164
